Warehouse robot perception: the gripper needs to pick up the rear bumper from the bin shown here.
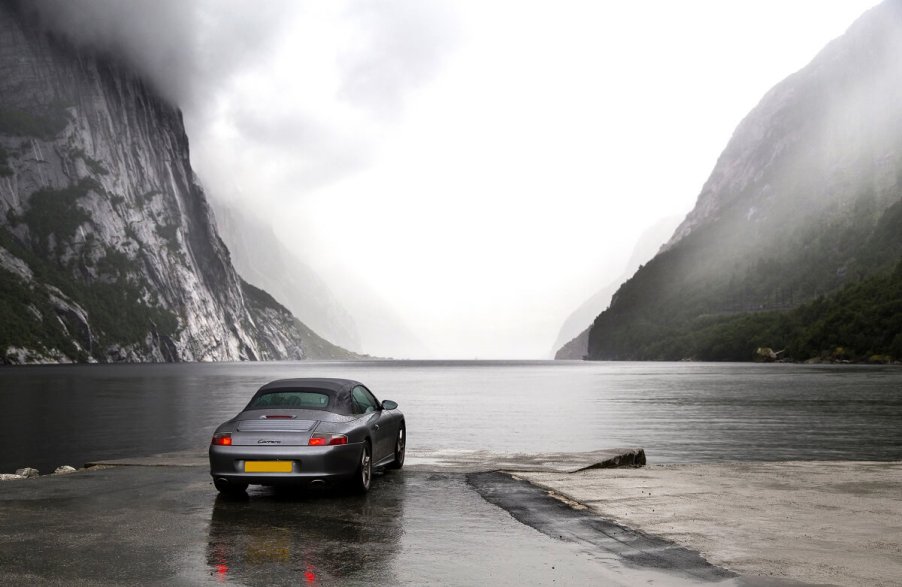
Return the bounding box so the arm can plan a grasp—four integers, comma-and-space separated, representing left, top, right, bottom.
209, 442, 361, 485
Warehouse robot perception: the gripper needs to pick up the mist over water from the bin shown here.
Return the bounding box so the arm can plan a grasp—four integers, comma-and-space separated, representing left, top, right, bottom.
11, 1, 884, 358
2, 362, 900, 473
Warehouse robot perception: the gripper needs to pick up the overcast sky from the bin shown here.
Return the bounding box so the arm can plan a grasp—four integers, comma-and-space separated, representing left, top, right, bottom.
32, 0, 883, 359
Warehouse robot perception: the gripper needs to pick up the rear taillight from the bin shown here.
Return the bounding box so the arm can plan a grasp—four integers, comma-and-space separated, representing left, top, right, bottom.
308, 434, 348, 446
212, 433, 232, 446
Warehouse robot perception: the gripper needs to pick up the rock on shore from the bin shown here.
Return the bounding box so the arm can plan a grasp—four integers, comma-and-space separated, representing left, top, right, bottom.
1, 465, 79, 480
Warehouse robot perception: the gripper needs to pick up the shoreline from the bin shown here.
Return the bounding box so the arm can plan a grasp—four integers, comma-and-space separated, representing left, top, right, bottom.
2, 357, 901, 367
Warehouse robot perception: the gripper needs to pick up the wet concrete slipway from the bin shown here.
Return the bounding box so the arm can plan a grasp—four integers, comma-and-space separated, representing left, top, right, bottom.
0, 449, 817, 587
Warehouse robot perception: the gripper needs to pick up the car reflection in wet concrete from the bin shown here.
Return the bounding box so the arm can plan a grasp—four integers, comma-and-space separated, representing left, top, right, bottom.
0, 463, 740, 585
206, 473, 405, 585
203, 470, 707, 586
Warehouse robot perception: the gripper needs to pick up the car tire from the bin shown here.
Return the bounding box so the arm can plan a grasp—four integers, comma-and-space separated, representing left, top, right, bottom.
387, 424, 405, 470
350, 440, 372, 494
214, 478, 248, 496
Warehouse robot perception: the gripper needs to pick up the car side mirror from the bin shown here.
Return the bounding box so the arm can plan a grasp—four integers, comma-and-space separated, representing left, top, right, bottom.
381, 400, 398, 410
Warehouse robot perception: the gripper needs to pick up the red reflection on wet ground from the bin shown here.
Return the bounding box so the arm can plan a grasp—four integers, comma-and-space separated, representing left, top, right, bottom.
304, 564, 317, 583
208, 542, 230, 582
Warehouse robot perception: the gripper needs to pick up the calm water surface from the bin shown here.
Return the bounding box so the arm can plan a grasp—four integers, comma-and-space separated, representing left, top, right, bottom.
1, 361, 900, 472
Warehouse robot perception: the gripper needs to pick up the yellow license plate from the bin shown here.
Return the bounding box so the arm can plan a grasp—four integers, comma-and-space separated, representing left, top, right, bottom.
244, 461, 293, 473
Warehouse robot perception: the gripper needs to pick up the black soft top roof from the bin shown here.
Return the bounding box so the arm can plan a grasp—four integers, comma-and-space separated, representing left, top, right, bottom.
249, 378, 369, 416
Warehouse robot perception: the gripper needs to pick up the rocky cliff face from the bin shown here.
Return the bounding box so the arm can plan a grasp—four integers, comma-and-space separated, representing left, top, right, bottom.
0, 2, 354, 363
666, 2, 902, 251
587, 0, 902, 361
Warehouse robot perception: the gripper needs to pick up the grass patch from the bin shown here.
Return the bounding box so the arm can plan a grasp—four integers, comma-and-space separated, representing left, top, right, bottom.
67, 146, 109, 176
0, 104, 71, 139
22, 180, 95, 256
84, 157, 108, 176
0, 145, 12, 177
155, 223, 180, 251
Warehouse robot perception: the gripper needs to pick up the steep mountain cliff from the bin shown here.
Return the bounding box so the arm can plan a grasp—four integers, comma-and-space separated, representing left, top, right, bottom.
588, 0, 902, 362
0, 2, 356, 363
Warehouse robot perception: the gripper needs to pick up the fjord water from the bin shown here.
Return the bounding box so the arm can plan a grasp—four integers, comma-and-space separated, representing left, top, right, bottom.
1, 361, 901, 472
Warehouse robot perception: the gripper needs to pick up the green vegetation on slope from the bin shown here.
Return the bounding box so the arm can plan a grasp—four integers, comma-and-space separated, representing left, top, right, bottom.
0, 104, 70, 139
0, 218, 178, 362
588, 258, 902, 362
588, 192, 902, 362
0, 145, 12, 177
790, 261, 902, 361
0, 267, 83, 360
20, 180, 95, 255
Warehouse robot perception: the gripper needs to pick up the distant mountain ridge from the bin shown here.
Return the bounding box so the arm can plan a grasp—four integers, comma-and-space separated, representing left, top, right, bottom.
0, 1, 356, 363
211, 198, 430, 359
553, 216, 680, 359
211, 199, 363, 353
587, 0, 902, 362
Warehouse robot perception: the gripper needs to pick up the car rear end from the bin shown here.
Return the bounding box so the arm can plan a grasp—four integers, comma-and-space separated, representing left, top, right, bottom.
209, 410, 362, 489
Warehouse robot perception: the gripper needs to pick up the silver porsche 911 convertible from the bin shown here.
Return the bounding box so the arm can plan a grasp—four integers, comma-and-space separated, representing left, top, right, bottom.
209, 378, 405, 495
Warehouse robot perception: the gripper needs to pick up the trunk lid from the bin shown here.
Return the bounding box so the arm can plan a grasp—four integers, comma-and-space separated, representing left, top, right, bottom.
232, 410, 321, 446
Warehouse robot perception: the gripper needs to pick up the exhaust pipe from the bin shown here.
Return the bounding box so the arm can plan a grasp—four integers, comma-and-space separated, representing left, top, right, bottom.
215, 477, 230, 485
310, 479, 326, 488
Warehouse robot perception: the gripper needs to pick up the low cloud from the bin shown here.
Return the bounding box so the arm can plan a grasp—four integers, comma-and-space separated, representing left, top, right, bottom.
338, 0, 460, 118
21, 0, 460, 209
18, 0, 293, 110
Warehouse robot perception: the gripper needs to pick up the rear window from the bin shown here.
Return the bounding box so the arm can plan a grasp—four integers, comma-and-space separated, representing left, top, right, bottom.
248, 391, 330, 410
